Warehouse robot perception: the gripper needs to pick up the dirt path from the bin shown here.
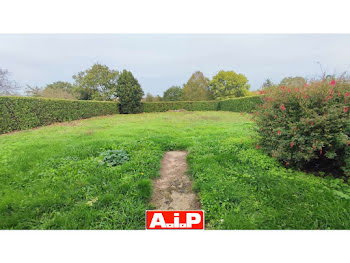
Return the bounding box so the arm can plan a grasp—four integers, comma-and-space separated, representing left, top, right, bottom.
151, 151, 201, 210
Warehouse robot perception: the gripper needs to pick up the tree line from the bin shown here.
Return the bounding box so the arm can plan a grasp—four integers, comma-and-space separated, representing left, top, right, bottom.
1, 64, 253, 102
1, 63, 312, 108
147, 70, 251, 102
1, 64, 144, 114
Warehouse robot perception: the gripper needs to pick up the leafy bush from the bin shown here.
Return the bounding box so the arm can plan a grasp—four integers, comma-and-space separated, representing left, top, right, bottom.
0, 96, 119, 134
142, 101, 218, 112
254, 79, 350, 177
100, 149, 129, 166
218, 96, 261, 112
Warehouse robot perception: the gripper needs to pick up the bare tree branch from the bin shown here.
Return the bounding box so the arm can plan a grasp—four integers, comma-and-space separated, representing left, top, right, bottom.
0, 68, 20, 95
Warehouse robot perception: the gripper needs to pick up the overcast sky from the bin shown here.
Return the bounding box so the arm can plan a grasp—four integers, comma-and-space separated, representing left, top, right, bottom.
1, 34, 350, 96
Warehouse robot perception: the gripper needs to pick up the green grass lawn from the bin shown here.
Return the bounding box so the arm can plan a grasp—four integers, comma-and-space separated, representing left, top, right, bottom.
1, 111, 350, 229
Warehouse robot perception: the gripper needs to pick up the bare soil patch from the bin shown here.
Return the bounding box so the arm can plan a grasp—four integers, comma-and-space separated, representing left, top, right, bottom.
151, 151, 201, 210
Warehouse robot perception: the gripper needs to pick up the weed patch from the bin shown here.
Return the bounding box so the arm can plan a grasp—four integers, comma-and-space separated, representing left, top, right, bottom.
100, 149, 130, 167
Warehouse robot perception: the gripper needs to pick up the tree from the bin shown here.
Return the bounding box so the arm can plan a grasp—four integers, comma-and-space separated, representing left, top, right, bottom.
261, 78, 274, 89
25, 85, 42, 97
0, 68, 19, 95
73, 63, 119, 100
145, 93, 154, 102
26, 81, 78, 99
209, 70, 250, 99
153, 95, 162, 102
41, 88, 77, 100
280, 76, 306, 87
182, 71, 211, 101
43, 81, 78, 99
163, 86, 183, 101
115, 70, 144, 114
45, 81, 74, 92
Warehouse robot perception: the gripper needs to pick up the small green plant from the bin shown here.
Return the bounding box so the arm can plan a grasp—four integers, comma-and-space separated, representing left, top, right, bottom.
100, 149, 129, 166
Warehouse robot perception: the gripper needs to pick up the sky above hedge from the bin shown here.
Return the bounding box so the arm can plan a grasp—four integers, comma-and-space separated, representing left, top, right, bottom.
1, 34, 350, 96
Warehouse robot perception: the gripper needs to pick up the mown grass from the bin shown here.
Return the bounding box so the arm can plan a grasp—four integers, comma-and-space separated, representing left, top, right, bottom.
0, 111, 350, 229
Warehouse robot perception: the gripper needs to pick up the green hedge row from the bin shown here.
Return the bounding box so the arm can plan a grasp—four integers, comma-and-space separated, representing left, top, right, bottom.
142, 101, 219, 112
0, 96, 261, 134
218, 96, 262, 112
0, 96, 119, 134
142, 96, 261, 113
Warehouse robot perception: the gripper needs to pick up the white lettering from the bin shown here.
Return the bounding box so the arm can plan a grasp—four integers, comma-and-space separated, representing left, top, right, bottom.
186, 213, 201, 228
149, 213, 166, 228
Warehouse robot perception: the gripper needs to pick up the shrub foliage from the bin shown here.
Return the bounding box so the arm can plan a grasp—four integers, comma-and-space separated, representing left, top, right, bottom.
0, 96, 119, 134
218, 96, 262, 112
1, 95, 261, 134
142, 101, 218, 112
254, 79, 350, 177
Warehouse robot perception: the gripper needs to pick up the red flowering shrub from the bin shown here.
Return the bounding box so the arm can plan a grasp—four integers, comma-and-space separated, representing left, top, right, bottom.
254, 78, 350, 177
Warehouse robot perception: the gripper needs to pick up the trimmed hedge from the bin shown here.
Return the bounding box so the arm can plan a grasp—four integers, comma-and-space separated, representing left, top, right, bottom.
0, 96, 119, 134
142, 97, 262, 113
1, 95, 262, 134
142, 101, 219, 112
218, 96, 262, 112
